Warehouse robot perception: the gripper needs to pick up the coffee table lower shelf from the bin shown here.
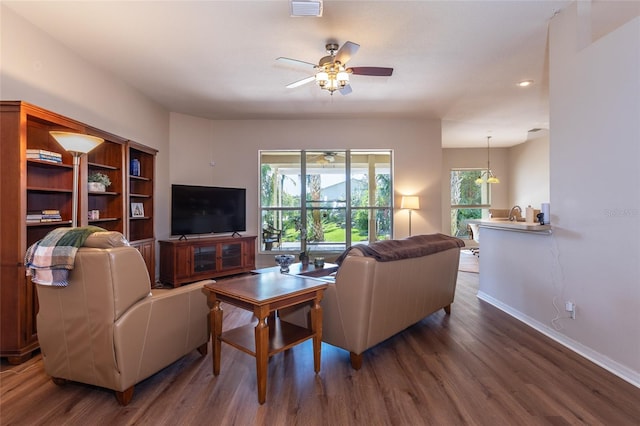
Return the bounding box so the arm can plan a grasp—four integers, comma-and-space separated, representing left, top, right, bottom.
204, 273, 327, 404
220, 319, 314, 357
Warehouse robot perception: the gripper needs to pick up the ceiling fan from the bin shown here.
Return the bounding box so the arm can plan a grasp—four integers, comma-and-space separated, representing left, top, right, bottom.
308, 151, 344, 164
276, 41, 393, 95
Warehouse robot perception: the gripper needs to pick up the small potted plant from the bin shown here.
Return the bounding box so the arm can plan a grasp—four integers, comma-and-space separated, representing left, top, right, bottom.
88, 172, 111, 192
298, 248, 310, 266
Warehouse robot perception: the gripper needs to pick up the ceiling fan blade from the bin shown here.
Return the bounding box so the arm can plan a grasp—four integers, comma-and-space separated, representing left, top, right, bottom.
286, 76, 316, 89
348, 67, 394, 77
276, 57, 317, 68
339, 85, 353, 96
334, 41, 360, 65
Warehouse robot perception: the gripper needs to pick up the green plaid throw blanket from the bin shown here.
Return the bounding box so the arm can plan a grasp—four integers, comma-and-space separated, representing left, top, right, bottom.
25, 226, 105, 287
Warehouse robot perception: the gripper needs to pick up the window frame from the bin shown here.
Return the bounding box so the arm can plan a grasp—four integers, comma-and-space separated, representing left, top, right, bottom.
259, 149, 393, 254
450, 168, 492, 238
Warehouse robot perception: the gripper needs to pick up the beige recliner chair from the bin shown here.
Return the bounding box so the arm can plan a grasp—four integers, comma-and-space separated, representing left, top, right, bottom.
35, 232, 212, 405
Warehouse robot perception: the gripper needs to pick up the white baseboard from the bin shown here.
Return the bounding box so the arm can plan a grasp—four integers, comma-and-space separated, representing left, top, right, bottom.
477, 291, 640, 388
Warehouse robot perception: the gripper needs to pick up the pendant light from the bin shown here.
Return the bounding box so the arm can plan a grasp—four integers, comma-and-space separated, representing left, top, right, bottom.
475, 136, 500, 184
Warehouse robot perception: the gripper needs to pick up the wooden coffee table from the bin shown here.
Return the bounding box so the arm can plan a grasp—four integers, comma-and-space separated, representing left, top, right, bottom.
203, 272, 328, 404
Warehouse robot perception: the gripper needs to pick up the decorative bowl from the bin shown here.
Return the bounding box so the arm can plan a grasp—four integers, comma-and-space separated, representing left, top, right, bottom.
274, 254, 296, 273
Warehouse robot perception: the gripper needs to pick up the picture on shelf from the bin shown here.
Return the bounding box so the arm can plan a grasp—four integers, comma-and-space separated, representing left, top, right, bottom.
131, 202, 145, 218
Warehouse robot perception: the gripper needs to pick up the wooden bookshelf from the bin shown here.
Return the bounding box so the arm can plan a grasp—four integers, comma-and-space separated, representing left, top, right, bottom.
0, 101, 158, 363
127, 142, 157, 279
85, 128, 127, 233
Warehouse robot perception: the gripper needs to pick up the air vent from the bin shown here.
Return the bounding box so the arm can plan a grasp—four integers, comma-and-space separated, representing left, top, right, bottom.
290, 1, 323, 17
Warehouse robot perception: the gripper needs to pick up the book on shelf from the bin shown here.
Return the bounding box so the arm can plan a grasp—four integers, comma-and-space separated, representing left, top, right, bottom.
26, 149, 63, 163
26, 218, 63, 223
26, 155, 62, 163
26, 149, 62, 158
26, 210, 62, 222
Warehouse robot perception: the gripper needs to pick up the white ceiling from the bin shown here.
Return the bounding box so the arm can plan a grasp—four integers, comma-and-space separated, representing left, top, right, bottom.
4, 1, 637, 148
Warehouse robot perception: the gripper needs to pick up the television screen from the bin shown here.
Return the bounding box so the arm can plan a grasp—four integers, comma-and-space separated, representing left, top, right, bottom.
171, 184, 246, 236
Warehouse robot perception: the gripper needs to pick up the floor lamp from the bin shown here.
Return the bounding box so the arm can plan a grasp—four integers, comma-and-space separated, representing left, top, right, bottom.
400, 195, 420, 236
50, 132, 104, 227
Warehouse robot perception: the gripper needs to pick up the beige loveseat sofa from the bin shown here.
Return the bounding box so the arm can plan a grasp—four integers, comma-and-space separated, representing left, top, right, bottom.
34, 231, 212, 405
284, 234, 464, 369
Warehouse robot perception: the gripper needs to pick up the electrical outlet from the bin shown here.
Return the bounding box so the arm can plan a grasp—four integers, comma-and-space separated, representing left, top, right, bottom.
565, 301, 576, 319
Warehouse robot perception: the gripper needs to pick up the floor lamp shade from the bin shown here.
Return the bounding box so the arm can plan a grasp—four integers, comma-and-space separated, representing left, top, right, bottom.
50, 132, 104, 227
400, 196, 420, 210
50, 132, 104, 154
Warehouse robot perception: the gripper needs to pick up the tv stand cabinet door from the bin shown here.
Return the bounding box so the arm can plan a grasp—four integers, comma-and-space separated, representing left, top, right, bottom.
159, 241, 192, 286
175, 245, 193, 279
219, 241, 243, 271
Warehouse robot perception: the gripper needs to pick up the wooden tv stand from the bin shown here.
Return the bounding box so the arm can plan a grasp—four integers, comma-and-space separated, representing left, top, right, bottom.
159, 235, 256, 287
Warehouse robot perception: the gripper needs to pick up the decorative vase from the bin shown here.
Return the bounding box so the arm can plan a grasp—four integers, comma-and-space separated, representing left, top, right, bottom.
275, 255, 295, 273
88, 182, 106, 192
299, 251, 309, 266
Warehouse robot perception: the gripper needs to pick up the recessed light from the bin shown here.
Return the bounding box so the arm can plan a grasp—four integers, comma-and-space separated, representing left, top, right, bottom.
518, 80, 534, 87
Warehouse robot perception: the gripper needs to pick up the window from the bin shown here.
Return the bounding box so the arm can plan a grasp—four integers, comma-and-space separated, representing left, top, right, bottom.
450, 169, 491, 237
260, 150, 393, 253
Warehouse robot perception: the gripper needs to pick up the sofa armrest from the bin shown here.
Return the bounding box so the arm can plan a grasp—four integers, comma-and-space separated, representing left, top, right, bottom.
321, 256, 377, 354
113, 280, 212, 390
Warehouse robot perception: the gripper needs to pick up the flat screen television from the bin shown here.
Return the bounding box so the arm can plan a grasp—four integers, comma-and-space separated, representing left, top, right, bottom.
171, 184, 246, 237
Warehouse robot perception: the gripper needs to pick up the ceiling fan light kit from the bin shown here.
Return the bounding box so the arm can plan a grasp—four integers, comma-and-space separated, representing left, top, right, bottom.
277, 40, 393, 96
315, 63, 349, 92
290, 1, 323, 17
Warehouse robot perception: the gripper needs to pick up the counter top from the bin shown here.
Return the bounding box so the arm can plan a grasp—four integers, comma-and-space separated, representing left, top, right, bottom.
473, 219, 552, 233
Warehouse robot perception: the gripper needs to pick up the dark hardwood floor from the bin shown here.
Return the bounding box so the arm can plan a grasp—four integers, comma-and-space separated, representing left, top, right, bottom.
2, 258, 639, 425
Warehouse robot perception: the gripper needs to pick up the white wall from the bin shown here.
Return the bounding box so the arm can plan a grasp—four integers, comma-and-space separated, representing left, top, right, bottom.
550, 9, 640, 378
0, 6, 168, 150
508, 132, 550, 209
479, 6, 640, 386
169, 113, 442, 266
1, 5, 171, 277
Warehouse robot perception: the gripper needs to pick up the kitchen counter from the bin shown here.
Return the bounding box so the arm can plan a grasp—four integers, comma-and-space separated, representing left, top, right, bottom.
473, 219, 552, 234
